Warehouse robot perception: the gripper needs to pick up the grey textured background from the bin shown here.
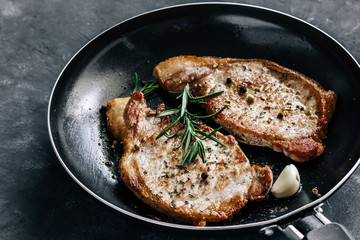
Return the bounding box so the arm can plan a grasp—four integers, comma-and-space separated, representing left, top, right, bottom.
1, 0, 359, 239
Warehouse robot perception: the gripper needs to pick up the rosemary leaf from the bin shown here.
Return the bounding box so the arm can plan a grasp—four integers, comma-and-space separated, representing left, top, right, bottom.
157, 108, 180, 117
165, 125, 184, 138
198, 140, 206, 163
173, 125, 190, 150
156, 117, 180, 139
132, 72, 138, 94
169, 90, 183, 94
188, 105, 227, 119
191, 90, 224, 100
180, 86, 188, 117
188, 100, 207, 104
187, 140, 199, 165
183, 125, 192, 159
181, 142, 193, 166
196, 129, 226, 147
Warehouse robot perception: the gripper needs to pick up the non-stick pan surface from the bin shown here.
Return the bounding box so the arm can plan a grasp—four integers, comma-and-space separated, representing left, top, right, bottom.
48, 3, 360, 230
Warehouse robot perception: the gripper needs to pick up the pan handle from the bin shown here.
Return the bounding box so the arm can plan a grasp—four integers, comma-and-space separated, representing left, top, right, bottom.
259, 204, 354, 240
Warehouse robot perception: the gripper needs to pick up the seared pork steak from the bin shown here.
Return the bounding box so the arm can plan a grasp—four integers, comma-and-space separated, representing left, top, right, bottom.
153, 56, 337, 162
106, 92, 273, 226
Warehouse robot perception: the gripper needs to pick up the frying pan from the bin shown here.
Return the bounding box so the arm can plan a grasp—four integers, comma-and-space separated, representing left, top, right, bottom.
47, 2, 360, 236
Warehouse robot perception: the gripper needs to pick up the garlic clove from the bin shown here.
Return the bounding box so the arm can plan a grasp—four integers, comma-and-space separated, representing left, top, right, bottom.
271, 164, 300, 198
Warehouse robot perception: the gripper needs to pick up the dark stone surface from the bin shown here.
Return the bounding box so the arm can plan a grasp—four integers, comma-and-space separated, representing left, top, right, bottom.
0, 0, 359, 239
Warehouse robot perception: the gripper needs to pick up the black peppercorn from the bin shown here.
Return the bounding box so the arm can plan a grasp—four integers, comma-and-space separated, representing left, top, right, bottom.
226, 77, 232, 84
239, 86, 247, 94
201, 172, 209, 180
105, 161, 113, 167
247, 94, 255, 104
277, 113, 284, 119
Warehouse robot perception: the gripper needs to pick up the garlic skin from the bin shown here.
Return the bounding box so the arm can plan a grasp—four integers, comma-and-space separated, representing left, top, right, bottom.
271, 164, 300, 198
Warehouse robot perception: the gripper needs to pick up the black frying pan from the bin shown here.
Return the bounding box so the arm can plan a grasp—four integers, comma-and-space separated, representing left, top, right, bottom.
48, 2, 360, 233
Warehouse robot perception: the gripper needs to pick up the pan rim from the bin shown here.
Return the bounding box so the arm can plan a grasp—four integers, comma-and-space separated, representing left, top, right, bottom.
47, 2, 360, 230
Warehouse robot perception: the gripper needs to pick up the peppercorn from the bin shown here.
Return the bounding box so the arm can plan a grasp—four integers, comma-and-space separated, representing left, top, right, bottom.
247, 94, 255, 104
105, 161, 113, 167
201, 172, 209, 180
277, 113, 284, 119
239, 86, 247, 94
226, 77, 232, 84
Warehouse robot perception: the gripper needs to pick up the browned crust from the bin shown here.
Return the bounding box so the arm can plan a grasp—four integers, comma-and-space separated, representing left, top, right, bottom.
273, 138, 324, 161
153, 55, 337, 162
106, 92, 273, 225
248, 165, 273, 201
106, 96, 130, 140
259, 59, 337, 142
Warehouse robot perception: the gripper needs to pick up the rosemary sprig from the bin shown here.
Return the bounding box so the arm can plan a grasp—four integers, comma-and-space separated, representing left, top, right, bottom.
156, 84, 227, 166
132, 72, 159, 97
140, 80, 159, 97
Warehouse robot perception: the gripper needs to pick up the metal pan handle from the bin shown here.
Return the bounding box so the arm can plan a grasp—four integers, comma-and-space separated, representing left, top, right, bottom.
259, 204, 354, 240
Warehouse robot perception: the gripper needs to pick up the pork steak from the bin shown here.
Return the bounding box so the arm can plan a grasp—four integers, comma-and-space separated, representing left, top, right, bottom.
153, 56, 337, 162
106, 92, 273, 226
